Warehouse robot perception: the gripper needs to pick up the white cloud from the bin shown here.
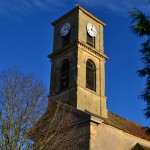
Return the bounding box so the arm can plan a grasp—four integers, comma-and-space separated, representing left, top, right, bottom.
0, 0, 65, 17
0, 0, 149, 17
79, 0, 149, 15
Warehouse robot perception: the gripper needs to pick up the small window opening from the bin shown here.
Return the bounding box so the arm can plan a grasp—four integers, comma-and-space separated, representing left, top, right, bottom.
86, 59, 96, 91
61, 60, 70, 90
87, 33, 95, 47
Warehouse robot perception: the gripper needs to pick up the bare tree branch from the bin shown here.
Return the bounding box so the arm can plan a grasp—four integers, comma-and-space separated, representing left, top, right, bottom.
0, 68, 48, 150
30, 101, 86, 150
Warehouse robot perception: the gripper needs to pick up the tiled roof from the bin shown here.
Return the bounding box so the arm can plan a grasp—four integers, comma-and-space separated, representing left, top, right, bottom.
30, 101, 150, 142
104, 112, 150, 141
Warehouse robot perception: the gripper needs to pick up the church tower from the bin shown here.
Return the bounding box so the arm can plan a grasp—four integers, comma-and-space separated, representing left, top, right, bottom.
48, 5, 108, 118
30, 6, 150, 150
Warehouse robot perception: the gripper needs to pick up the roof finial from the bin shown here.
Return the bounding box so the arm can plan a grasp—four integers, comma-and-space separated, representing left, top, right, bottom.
74, 3, 80, 7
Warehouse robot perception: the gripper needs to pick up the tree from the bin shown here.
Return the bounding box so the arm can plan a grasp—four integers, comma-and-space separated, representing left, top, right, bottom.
0, 68, 86, 150
130, 5, 150, 118
0, 68, 48, 150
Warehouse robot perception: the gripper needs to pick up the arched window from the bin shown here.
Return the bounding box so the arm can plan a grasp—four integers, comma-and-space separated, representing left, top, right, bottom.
61, 59, 70, 90
86, 59, 96, 91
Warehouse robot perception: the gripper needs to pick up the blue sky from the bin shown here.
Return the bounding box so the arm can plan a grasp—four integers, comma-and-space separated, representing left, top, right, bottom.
0, 0, 149, 127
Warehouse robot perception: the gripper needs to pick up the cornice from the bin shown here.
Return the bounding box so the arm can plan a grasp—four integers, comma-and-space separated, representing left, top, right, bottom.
48, 41, 108, 60
51, 5, 106, 26
78, 6, 106, 26
77, 41, 108, 60
48, 42, 77, 59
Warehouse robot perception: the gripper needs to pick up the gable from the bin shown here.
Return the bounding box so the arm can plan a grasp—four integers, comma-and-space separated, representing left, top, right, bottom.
29, 101, 91, 139
131, 143, 150, 150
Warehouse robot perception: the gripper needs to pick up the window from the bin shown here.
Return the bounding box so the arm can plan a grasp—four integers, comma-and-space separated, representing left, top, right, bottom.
87, 33, 95, 47
86, 59, 96, 91
61, 59, 70, 90
62, 32, 70, 47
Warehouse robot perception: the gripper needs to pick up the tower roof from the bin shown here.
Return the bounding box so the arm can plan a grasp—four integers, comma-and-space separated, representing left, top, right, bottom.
51, 5, 106, 26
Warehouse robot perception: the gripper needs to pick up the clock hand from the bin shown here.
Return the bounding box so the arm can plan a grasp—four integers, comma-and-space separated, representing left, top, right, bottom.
92, 25, 95, 31
66, 27, 70, 30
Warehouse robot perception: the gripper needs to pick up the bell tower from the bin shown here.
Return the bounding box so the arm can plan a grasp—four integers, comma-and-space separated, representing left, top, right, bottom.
48, 5, 108, 118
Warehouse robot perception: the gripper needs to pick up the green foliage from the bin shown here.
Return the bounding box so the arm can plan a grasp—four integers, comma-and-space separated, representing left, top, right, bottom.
130, 3, 150, 118
138, 39, 150, 117
130, 9, 150, 36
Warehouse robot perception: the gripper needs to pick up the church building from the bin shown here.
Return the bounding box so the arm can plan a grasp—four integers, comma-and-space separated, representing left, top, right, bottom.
30, 5, 150, 150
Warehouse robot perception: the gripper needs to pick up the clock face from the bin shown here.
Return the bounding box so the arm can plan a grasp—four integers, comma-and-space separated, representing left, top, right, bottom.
87, 23, 97, 37
60, 23, 71, 37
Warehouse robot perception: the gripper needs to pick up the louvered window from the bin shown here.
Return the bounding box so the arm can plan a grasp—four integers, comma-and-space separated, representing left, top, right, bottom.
86, 59, 96, 91
62, 32, 70, 47
61, 59, 70, 90
87, 33, 95, 47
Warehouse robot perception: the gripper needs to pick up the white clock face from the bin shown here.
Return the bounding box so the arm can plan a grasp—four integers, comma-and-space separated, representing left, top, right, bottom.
87, 23, 97, 37
60, 23, 71, 37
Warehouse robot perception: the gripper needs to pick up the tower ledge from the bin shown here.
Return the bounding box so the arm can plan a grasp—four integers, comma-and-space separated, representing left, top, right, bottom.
48, 41, 108, 60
